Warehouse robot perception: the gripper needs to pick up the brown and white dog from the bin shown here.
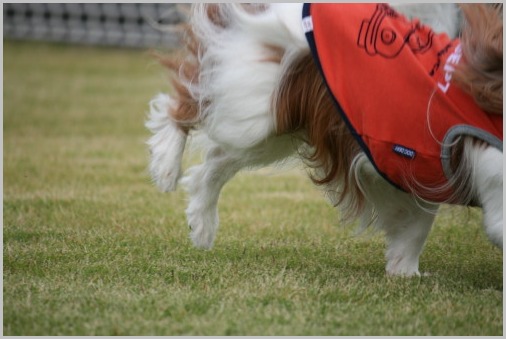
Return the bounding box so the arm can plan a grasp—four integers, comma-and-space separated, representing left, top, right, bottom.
146, 3, 503, 276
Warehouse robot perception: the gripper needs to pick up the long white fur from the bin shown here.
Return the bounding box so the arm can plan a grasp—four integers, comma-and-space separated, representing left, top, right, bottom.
470, 145, 503, 247
146, 3, 502, 276
188, 5, 289, 149
146, 93, 186, 192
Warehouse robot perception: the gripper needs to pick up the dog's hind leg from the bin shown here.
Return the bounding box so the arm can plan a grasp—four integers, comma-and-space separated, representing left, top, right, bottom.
354, 155, 438, 276
181, 135, 297, 249
180, 146, 243, 249
471, 145, 503, 248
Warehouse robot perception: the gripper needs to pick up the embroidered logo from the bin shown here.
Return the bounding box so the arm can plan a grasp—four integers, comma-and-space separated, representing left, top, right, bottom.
393, 145, 416, 159
357, 4, 433, 58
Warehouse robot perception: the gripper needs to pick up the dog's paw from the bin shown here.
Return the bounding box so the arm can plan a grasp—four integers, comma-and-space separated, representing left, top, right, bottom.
186, 202, 219, 250
386, 269, 421, 277
385, 256, 421, 277
189, 228, 215, 250
188, 221, 216, 250
386, 270, 433, 278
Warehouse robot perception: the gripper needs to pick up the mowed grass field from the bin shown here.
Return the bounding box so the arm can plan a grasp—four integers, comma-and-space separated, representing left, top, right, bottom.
3, 41, 503, 336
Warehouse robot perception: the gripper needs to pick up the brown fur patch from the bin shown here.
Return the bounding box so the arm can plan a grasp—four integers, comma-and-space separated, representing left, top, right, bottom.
261, 44, 285, 64
275, 53, 363, 212
152, 23, 201, 134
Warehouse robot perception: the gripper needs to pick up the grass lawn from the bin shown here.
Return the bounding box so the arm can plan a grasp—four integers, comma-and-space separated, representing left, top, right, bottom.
3, 40, 502, 336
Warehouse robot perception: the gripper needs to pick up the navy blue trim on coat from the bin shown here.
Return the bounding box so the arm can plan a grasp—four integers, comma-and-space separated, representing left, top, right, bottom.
302, 3, 405, 192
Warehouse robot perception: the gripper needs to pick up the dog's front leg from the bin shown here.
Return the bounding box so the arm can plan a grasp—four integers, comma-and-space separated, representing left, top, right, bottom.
382, 205, 437, 277
356, 157, 438, 276
471, 145, 503, 248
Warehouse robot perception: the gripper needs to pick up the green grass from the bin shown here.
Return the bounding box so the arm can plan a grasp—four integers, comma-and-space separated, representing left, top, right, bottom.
3, 40, 502, 336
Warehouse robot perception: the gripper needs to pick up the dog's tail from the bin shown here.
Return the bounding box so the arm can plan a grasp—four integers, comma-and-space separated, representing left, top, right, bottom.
454, 4, 503, 114
145, 8, 201, 192
146, 93, 188, 192
145, 21, 199, 192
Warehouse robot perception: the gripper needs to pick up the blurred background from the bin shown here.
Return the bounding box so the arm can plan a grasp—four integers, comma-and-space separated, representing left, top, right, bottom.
3, 3, 189, 49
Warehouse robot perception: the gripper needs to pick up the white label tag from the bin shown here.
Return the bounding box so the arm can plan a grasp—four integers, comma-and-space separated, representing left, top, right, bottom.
302, 16, 313, 33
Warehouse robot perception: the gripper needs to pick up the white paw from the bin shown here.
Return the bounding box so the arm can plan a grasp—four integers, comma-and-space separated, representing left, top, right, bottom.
186, 206, 218, 250
386, 270, 421, 277
386, 256, 420, 277
186, 198, 219, 249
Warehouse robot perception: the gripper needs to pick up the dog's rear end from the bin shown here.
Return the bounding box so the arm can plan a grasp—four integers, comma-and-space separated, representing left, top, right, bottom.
147, 4, 309, 249
146, 4, 502, 276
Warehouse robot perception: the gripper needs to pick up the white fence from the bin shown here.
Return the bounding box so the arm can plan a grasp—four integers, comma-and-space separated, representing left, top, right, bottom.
3, 3, 188, 48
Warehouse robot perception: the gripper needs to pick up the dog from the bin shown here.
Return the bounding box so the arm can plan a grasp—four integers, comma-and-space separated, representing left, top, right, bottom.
146, 3, 503, 276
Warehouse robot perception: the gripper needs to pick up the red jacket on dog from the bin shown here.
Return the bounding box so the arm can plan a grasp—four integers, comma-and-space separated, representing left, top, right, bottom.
303, 3, 503, 202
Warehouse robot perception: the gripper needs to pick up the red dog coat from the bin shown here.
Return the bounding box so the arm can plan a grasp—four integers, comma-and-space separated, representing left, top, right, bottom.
302, 3, 503, 202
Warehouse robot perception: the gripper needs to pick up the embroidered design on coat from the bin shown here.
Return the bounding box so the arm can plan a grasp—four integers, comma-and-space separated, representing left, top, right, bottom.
357, 4, 434, 58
